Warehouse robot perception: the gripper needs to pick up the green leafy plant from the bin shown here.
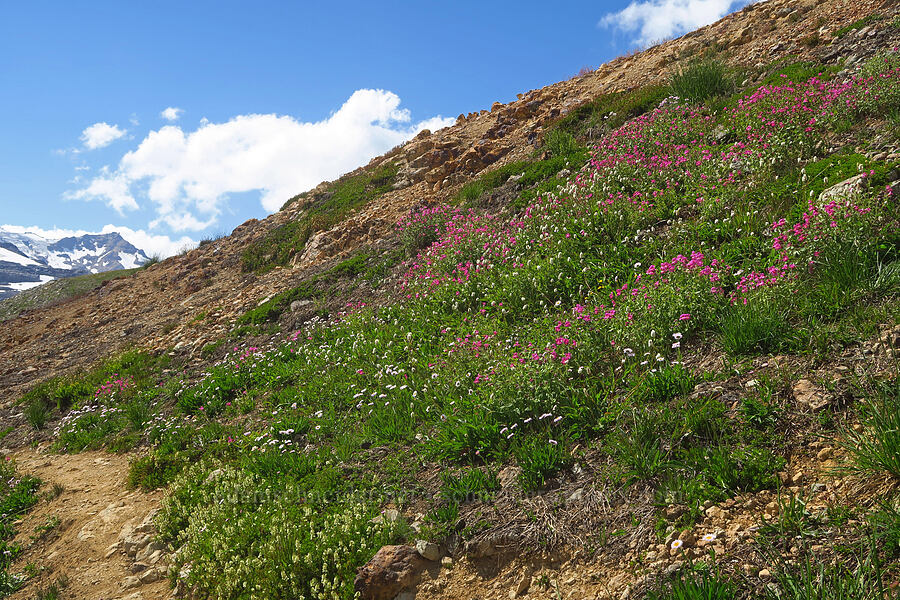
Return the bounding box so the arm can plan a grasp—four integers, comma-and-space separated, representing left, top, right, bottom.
764, 550, 898, 599
843, 378, 900, 479
24, 398, 50, 430
669, 59, 732, 103
645, 566, 736, 600
440, 468, 499, 503
515, 437, 572, 491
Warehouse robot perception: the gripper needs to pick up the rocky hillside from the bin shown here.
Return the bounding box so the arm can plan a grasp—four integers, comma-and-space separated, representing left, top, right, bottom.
0, 0, 899, 598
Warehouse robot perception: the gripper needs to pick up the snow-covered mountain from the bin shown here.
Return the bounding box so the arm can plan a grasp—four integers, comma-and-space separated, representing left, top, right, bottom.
0, 228, 150, 299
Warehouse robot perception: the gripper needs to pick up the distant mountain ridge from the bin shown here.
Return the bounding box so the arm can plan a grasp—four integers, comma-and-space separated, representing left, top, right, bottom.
0, 229, 149, 299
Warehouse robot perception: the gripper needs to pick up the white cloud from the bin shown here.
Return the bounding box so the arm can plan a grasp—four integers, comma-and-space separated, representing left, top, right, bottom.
80, 122, 127, 150
160, 107, 183, 122
70, 89, 455, 231
0, 224, 194, 259
64, 168, 138, 215
600, 0, 752, 44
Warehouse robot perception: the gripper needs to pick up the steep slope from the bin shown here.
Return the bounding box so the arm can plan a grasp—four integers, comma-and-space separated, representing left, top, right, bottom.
0, 1, 899, 599
0, 0, 891, 407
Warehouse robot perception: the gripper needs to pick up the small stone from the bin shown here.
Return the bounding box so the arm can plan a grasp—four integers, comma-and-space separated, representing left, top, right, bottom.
372, 509, 400, 524
441, 556, 453, 569
415, 539, 440, 562
678, 530, 697, 546
290, 300, 312, 312
793, 379, 830, 410
705, 505, 726, 520
105, 542, 121, 559
759, 569, 772, 578
140, 568, 162, 584
665, 505, 686, 520
122, 576, 142, 590
123, 533, 152, 557
515, 572, 531, 596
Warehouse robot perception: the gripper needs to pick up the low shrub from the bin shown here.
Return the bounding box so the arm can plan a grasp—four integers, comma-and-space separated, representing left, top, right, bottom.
157, 463, 404, 600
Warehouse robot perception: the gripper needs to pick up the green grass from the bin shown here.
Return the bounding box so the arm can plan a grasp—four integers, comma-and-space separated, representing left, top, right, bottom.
610, 393, 784, 516
453, 145, 590, 211
669, 59, 733, 104
869, 501, 900, 561
843, 377, 900, 480
16, 350, 172, 452
760, 61, 838, 87
330, 252, 370, 278
439, 468, 499, 503
236, 280, 319, 325
719, 293, 798, 356
833, 14, 883, 38
24, 398, 49, 430
550, 84, 668, 139
646, 567, 736, 600
0, 460, 41, 597
244, 162, 398, 272
454, 160, 529, 205
764, 551, 898, 599
0, 268, 141, 322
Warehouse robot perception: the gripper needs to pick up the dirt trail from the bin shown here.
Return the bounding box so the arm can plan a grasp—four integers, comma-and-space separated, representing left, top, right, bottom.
8, 448, 169, 600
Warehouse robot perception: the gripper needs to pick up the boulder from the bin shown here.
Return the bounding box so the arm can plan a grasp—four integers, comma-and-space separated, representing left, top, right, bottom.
354, 545, 423, 600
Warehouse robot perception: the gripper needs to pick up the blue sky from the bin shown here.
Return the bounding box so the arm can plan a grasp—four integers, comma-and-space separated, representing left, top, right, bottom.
0, 0, 751, 256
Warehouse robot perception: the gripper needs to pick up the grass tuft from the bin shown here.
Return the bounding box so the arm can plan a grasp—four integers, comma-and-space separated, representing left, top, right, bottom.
669, 59, 733, 103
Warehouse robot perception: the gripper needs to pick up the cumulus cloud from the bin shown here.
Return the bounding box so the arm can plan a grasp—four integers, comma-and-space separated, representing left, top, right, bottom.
600, 0, 752, 44
160, 107, 183, 122
0, 224, 194, 259
64, 168, 138, 215
80, 122, 127, 150
70, 89, 454, 231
